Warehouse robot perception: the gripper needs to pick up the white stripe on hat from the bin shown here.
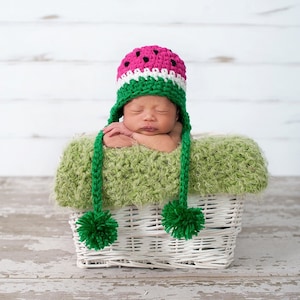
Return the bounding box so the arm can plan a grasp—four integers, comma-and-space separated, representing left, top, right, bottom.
116, 68, 186, 91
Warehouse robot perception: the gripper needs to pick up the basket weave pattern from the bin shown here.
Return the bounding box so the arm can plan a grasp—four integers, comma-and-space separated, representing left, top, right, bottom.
69, 194, 244, 269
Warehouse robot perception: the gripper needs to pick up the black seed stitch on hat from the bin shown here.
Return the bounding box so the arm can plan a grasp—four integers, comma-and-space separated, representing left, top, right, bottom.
136, 51, 140, 57
171, 59, 176, 66
124, 61, 130, 67
143, 57, 149, 63
153, 50, 159, 55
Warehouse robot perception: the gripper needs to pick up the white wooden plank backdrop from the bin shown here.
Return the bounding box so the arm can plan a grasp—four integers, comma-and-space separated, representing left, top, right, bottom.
1, 0, 300, 176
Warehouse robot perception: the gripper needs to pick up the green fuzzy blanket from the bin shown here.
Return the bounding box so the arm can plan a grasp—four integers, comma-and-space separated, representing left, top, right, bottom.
54, 134, 268, 210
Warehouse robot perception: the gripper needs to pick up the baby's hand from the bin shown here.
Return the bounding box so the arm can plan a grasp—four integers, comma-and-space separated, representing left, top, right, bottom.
103, 134, 135, 148
103, 122, 133, 137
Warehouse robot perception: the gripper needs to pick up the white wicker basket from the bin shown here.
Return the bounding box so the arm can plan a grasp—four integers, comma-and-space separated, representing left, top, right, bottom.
69, 194, 245, 269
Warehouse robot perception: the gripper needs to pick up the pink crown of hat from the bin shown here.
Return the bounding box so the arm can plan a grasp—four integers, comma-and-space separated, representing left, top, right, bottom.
116, 45, 187, 91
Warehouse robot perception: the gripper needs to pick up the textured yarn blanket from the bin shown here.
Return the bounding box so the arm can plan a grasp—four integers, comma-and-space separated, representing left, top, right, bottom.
54, 134, 268, 210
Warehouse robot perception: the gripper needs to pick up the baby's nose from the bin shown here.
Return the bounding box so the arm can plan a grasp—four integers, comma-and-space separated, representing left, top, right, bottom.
143, 111, 155, 120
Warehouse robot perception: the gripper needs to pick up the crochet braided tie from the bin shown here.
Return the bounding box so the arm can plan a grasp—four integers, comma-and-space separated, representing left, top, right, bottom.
76, 131, 118, 250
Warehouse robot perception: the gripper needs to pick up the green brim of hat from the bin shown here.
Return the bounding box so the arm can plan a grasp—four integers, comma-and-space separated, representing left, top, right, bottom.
111, 76, 188, 124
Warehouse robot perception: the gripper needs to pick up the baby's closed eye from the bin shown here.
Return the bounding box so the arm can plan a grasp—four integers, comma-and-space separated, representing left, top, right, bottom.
130, 109, 143, 114
155, 109, 170, 114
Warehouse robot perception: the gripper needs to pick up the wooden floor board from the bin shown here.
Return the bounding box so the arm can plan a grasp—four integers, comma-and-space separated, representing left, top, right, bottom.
0, 177, 299, 299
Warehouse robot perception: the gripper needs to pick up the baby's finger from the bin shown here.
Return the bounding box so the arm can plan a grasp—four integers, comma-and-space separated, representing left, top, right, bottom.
103, 127, 110, 133
103, 124, 115, 133
105, 127, 120, 137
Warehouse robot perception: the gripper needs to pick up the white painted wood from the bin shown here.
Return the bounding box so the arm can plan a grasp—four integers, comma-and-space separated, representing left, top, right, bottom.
1, 100, 299, 139
0, 138, 68, 176
0, 0, 299, 176
2, 25, 300, 64
1, 0, 299, 25
1, 63, 300, 101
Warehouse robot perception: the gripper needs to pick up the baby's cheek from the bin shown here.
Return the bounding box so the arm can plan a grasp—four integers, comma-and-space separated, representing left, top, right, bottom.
123, 118, 136, 132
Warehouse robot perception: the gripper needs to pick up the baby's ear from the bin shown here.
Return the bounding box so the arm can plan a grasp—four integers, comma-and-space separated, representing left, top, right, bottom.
176, 109, 180, 121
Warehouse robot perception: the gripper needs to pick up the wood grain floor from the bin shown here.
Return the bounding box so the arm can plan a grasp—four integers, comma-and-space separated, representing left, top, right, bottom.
0, 176, 299, 299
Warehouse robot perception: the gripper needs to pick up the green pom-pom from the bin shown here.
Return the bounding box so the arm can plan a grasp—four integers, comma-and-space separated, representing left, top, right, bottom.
162, 200, 205, 240
76, 210, 118, 250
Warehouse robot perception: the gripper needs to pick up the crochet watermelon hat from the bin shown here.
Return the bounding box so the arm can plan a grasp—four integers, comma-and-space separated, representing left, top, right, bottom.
77, 45, 205, 250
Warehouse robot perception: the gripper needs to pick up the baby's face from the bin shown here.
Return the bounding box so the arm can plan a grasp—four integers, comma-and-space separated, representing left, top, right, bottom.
123, 96, 178, 135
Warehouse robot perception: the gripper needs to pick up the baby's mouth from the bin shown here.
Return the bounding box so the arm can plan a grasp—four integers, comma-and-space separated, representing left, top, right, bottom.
141, 126, 157, 132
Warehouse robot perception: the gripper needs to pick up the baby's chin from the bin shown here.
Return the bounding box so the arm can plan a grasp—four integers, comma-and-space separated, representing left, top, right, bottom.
138, 131, 158, 136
